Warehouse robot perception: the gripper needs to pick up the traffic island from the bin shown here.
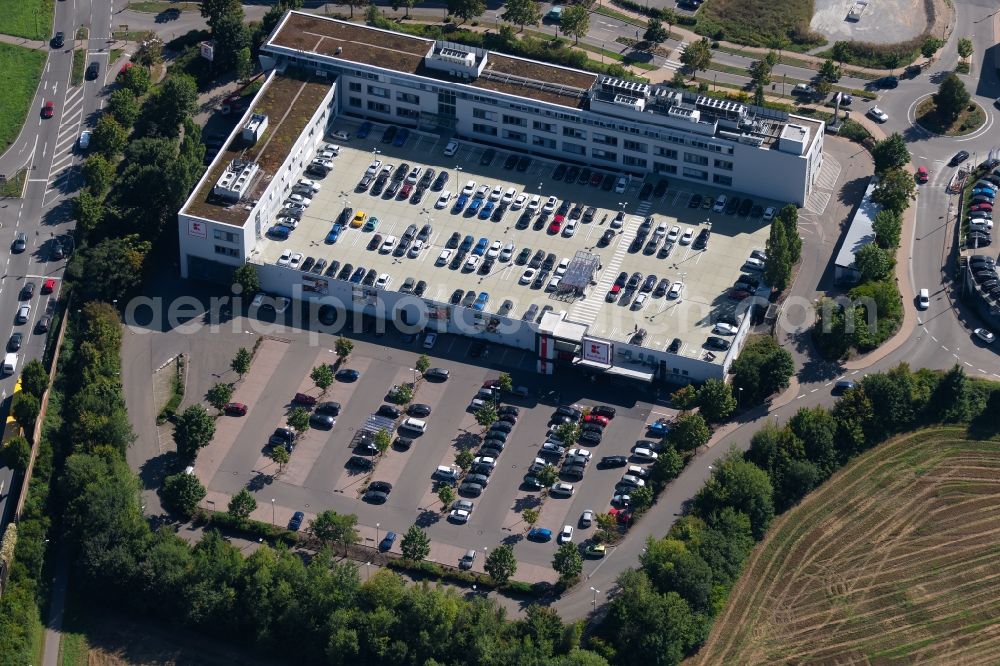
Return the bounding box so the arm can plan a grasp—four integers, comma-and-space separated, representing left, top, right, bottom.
914, 97, 986, 137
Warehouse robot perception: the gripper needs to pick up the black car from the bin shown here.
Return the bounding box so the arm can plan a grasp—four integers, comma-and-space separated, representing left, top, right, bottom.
529, 250, 545, 269
309, 413, 335, 429
446, 232, 461, 249
408, 403, 432, 417
555, 406, 582, 421
378, 404, 402, 418
689, 193, 703, 208
432, 171, 449, 191
269, 428, 294, 448
336, 368, 360, 382
580, 430, 602, 445
369, 481, 393, 494
489, 421, 513, 434
693, 228, 710, 250
316, 401, 341, 416
668, 337, 682, 353
598, 455, 628, 469
578, 167, 592, 185
878, 75, 899, 89
497, 405, 520, 416
639, 182, 654, 200
459, 482, 484, 497
653, 179, 669, 198
949, 151, 970, 167
85, 61, 100, 80
592, 405, 616, 418
516, 155, 531, 172
7, 332, 22, 352
706, 336, 732, 350
394, 437, 413, 450
725, 196, 741, 215
52, 31, 64, 48
337, 263, 354, 280
364, 490, 389, 504
381, 125, 397, 144
738, 198, 753, 216
602, 173, 616, 190
19, 282, 34, 301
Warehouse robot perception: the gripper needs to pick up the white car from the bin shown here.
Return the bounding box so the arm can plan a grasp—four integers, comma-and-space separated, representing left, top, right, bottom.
464, 255, 481, 272
287, 193, 311, 206
867, 106, 889, 123
654, 220, 668, 238
462, 180, 477, 196
319, 146, 339, 159
970, 219, 994, 231
502, 187, 517, 204
512, 194, 527, 210
375, 273, 391, 289
550, 482, 574, 497
489, 185, 504, 201
288, 252, 303, 270
762, 206, 776, 220
366, 159, 382, 175
975, 327, 996, 344
423, 332, 437, 349
527, 195, 541, 212
714, 322, 739, 335
78, 130, 92, 150
380, 236, 397, 253
558, 525, 574, 544
436, 249, 452, 265
744, 257, 765, 271
329, 130, 350, 141
276, 249, 292, 267
443, 139, 459, 156
449, 508, 470, 523
632, 447, 658, 461
668, 281, 684, 299
475, 184, 490, 199
486, 240, 502, 259
546, 276, 562, 292
567, 448, 592, 461
621, 474, 645, 488
562, 220, 577, 237
610, 211, 625, 229
631, 293, 647, 310
666, 225, 680, 242
542, 196, 558, 213
679, 228, 694, 245
555, 257, 570, 276
473, 456, 496, 469
408, 239, 424, 258
519, 268, 536, 285
435, 190, 452, 208
580, 509, 594, 527
499, 242, 514, 262
297, 178, 321, 192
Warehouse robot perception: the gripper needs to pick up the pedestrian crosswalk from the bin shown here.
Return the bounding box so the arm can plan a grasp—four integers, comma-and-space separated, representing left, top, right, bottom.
568, 214, 645, 324
804, 156, 841, 215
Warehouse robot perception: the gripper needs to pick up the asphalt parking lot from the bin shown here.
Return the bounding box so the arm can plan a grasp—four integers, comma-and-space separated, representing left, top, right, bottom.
191, 320, 675, 579
260, 119, 777, 357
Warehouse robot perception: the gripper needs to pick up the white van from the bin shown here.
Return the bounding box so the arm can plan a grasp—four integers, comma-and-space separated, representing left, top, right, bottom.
3, 352, 17, 375
917, 289, 929, 309
400, 417, 427, 433
434, 465, 459, 482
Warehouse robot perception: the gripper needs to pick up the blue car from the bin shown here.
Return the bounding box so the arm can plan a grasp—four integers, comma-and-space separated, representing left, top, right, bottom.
392, 128, 409, 147
472, 237, 489, 256
453, 193, 469, 213
325, 223, 344, 244
350, 267, 366, 283
972, 187, 996, 197
479, 201, 495, 220
459, 235, 474, 252
268, 224, 292, 240
528, 527, 553, 542
356, 121, 373, 138
288, 511, 304, 531
473, 292, 489, 311
467, 198, 483, 215
379, 531, 397, 551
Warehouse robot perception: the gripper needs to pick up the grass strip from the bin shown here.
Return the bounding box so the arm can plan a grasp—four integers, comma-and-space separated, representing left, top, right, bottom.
127, 0, 200, 12
0, 0, 55, 41
0, 43, 47, 153
594, 5, 648, 28
0, 168, 26, 198
71, 47, 85, 85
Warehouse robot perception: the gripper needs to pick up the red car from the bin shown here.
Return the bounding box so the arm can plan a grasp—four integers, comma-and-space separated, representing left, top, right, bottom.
970, 203, 993, 212
548, 220, 562, 234
224, 402, 248, 416
916, 166, 928, 183
293, 392, 317, 406
589, 172, 604, 187
41, 278, 56, 294
582, 414, 609, 427
42, 101, 54, 118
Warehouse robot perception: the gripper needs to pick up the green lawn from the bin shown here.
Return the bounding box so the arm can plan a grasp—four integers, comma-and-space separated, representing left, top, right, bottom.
0, 168, 26, 197
127, 0, 200, 12
0, 0, 55, 41
71, 47, 85, 85
0, 43, 47, 153
695, 0, 824, 51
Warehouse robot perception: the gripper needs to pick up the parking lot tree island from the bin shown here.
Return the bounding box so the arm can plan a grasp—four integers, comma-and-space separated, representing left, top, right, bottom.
231, 347, 252, 379
437, 484, 455, 509
286, 407, 310, 437
475, 403, 498, 428
374, 428, 392, 455
228, 487, 257, 524
269, 444, 290, 473
334, 336, 354, 364
415, 353, 431, 375
400, 524, 431, 562
310, 364, 334, 394
206, 382, 234, 413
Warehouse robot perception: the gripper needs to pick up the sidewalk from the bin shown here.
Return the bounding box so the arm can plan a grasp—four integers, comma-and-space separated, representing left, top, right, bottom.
0, 33, 47, 50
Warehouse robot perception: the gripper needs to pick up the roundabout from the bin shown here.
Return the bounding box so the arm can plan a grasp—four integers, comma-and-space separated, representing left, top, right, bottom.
911, 93, 989, 137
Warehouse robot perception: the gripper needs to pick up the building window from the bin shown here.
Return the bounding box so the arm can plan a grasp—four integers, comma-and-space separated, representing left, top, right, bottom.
473, 123, 498, 136
624, 139, 647, 153
532, 136, 556, 149
214, 245, 239, 257
562, 142, 586, 155
397, 107, 420, 120
592, 131, 615, 145
474, 108, 497, 121
682, 167, 708, 181
654, 162, 677, 175
714, 158, 733, 171
502, 129, 527, 142
396, 91, 420, 104
563, 127, 587, 140
367, 101, 390, 114
348, 96, 362, 108
367, 85, 389, 98
683, 152, 709, 166
654, 146, 677, 159
592, 149, 617, 162
532, 120, 555, 133
623, 155, 646, 168
348, 82, 361, 92
713, 174, 733, 186
502, 114, 527, 127
213, 229, 239, 243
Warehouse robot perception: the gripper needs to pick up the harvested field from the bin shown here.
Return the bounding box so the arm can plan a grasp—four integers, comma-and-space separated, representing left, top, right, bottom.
692, 427, 1000, 665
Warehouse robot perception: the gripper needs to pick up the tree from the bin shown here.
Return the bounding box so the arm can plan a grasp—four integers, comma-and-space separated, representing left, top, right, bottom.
334, 337, 354, 362
133, 36, 163, 70
764, 213, 792, 291
173, 404, 216, 460
310, 510, 359, 554
651, 446, 684, 486
20, 359, 49, 399
108, 89, 140, 127
872, 209, 903, 250
831, 40, 851, 64
522, 507, 539, 526
779, 204, 802, 264
227, 487, 257, 523
311, 365, 335, 394
231, 347, 252, 379
269, 443, 290, 472
436, 483, 455, 509
643, 18, 668, 45
388, 384, 413, 404
82, 154, 115, 195
552, 542, 583, 582
680, 38, 712, 80
595, 512, 618, 542
631, 485, 653, 512
146, 74, 198, 136
455, 449, 474, 471
200, 0, 241, 30
871, 133, 911, 174
854, 242, 894, 282
233, 264, 260, 296
695, 451, 774, 538
957, 37, 973, 61
788, 406, 839, 476
162, 471, 206, 516
206, 382, 234, 412
560, 4, 589, 44
731, 336, 795, 405
497, 372, 513, 393
932, 364, 970, 423
885, 52, 902, 76
342, 0, 370, 18
818, 58, 841, 82
671, 384, 698, 410
921, 37, 943, 59
286, 407, 311, 437
374, 428, 392, 456
415, 354, 431, 375
537, 464, 558, 488
933, 72, 970, 123
74, 189, 105, 233
555, 422, 580, 446
70, 235, 151, 303
747, 58, 772, 87
93, 115, 128, 158
400, 524, 431, 562
121, 64, 151, 96
696, 379, 736, 423
501, 0, 541, 31
484, 544, 517, 584
667, 413, 710, 452
2, 435, 31, 470
661, 8, 677, 40
447, 0, 486, 22
814, 78, 833, 98
752, 83, 765, 107
872, 167, 916, 213
235, 47, 253, 84
212, 11, 251, 69
475, 403, 497, 428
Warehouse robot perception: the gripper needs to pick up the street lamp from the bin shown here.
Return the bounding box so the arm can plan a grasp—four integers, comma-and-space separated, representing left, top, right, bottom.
590, 586, 601, 611
376, 522, 380, 548
271, 498, 275, 526
365, 561, 372, 581
409, 367, 419, 385
738, 387, 744, 408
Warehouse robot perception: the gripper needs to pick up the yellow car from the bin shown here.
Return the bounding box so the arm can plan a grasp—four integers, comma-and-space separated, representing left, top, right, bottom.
351, 211, 367, 228
584, 543, 606, 558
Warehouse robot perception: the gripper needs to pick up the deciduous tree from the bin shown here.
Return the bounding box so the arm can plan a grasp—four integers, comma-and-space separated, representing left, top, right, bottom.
415, 354, 431, 374
731, 336, 795, 405
696, 379, 736, 423
121, 63, 151, 95
485, 543, 517, 584
286, 407, 310, 437
872, 167, 915, 212
933, 72, 970, 123
173, 404, 215, 460
872, 209, 903, 249
957, 37, 973, 61
311, 365, 334, 394
854, 242, 894, 281
522, 507, 539, 526
680, 38, 712, 80
497, 372, 513, 393
651, 446, 684, 487
502, 0, 541, 31
206, 382, 234, 412
269, 444, 290, 472
555, 422, 580, 446
560, 5, 589, 44
475, 403, 497, 428
871, 133, 911, 174
231, 347, 252, 379
20, 359, 48, 399
93, 115, 128, 158
436, 483, 455, 509
82, 154, 115, 195
455, 448, 474, 471
227, 487, 257, 522
108, 89, 140, 127
667, 413, 709, 452
818, 58, 841, 82
400, 524, 431, 561
447, 0, 486, 22
694, 451, 774, 538
233, 264, 260, 295
764, 216, 792, 291
162, 471, 206, 516
552, 542, 583, 582
2, 435, 31, 470
334, 336, 354, 362
374, 428, 392, 456
644, 18, 668, 45
310, 510, 359, 554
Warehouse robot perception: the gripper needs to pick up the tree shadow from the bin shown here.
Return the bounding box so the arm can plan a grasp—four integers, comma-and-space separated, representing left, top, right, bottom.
414, 508, 441, 528
141, 450, 180, 492
512, 494, 541, 512
246, 472, 273, 491
453, 431, 482, 450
